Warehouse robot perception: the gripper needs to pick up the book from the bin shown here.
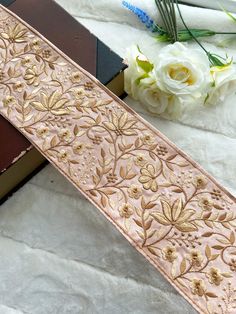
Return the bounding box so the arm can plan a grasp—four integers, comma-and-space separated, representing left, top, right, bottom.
0, 0, 125, 203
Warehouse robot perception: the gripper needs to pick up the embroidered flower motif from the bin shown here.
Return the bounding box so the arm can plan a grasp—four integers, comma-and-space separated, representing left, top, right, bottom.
73, 88, 86, 99
128, 185, 142, 199
198, 197, 213, 211
1, 24, 27, 43
36, 126, 49, 139
207, 267, 223, 286
3, 95, 15, 107
229, 259, 236, 272
72, 142, 85, 155
191, 279, 205, 297
30, 39, 41, 50
24, 65, 40, 86
193, 175, 208, 190
151, 199, 197, 232
70, 71, 81, 84
119, 203, 134, 218
13, 81, 24, 93
162, 246, 177, 263
134, 154, 147, 167
142, 133, 155, 145
31, 91, 70, 115
103, 112, 137, 136
139, 164, 158, 192
59, 129, 72, 143
57, 150, 69, 163
189, 250, 203, 267
21, 56, 32, 67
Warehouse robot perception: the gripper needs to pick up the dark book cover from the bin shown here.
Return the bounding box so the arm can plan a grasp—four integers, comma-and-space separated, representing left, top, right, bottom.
0, 0, 125, 202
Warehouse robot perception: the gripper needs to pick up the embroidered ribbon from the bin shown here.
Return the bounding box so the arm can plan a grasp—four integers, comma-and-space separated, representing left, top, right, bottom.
0, 5, 235, 313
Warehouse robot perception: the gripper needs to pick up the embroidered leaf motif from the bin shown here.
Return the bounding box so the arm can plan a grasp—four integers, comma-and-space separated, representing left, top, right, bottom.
205, 245, 211, 259
230, 231, 235, 244
180, 258, 187, 274
205, 292, 217, 298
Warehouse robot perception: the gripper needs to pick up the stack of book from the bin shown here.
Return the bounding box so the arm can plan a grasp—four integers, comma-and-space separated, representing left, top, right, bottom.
0, 0, 126, 203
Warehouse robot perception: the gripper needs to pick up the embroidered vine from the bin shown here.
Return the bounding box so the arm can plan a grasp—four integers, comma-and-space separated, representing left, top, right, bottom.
0, 7, 235, 313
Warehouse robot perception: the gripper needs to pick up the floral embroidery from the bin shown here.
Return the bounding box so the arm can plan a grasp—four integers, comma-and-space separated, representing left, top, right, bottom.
194, 175, 208, 190
13, 81, 24, 93
31, 91, 70, 115
57, 150, 69, 163
191, 279, 205, 297
207, 267, 223, 286
134, 154, 147, 167
211, 189, 223, 201
106, 173, 118, 183
151, 199, 197, 232
198, 197, 213, 211
73, 87, 86, 99
189, 250, 203, 267
103, 111, 138, 136
30, 39, 41, 51
42, 49, 52, 60
229, 259, 236, 272
70, 71, 81, 84
142, 133, 155, 145
72, 142, 86, 155
24, 65, 40, 86
0, 8, 235, 314
3, 95, 15, 107
37, 126, 49, 139
162, 246, 177, 263
1, 24, 27, 43
139, 164, 159, 192
0, 69, 5, 81
119, 203, 134, 218
59, 129, 72, 143
21, 56, 32, 67
127, 185, 142, 199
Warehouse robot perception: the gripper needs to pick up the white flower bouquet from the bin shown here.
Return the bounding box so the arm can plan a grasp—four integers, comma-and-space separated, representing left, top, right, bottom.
123, 0, 236, 119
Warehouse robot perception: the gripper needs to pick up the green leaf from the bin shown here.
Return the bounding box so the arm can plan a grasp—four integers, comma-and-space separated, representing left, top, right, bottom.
177, 29, 215, 42
135, 73, 149, 85
136, 56, 154, 73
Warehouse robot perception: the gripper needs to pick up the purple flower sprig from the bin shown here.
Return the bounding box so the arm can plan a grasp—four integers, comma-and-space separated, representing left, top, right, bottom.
122, 1, 166, 35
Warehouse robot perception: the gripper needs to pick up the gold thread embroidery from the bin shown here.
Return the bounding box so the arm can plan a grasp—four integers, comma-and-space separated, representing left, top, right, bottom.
0, 6, 235, 313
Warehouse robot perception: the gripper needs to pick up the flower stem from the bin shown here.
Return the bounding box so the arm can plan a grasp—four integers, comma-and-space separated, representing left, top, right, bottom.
215, 32, 236, 34
175, 1, 208, 54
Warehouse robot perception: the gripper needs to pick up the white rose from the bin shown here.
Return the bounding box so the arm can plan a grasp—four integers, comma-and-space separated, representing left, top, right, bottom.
153, 42, 211, 101
206, 64, 236, 106
138, 77, 182, 119
124, 45, 150, 99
